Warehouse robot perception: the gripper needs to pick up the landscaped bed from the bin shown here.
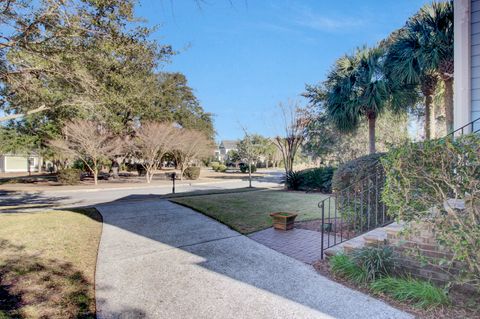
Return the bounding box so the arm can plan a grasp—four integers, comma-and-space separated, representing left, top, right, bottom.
170, 189, 333, 234
314, 254, 480, 319
0, 208, 102, 318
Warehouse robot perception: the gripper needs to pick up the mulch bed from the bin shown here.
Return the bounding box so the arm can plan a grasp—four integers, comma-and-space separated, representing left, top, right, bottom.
313, 259, 480, 319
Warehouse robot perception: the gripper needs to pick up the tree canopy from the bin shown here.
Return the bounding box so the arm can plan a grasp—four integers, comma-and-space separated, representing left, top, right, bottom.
0, 0, 214, 156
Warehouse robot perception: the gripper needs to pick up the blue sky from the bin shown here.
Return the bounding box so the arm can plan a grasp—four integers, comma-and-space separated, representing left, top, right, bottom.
136, 0, 429, 141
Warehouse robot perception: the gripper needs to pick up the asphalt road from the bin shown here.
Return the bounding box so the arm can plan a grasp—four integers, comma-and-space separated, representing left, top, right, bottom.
0, 170, 284, 209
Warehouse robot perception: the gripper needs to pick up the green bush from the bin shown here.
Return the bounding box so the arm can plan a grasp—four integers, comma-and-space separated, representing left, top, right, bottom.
239, 163, 257, 173
382, 135, 480, 291
136, 164, 146, 176
332, 153, 385, 192
284, 171, 303, 190
210, 162, 220, 171
330, 254, 368, 284
352, 246, 394, 282
216, 164, 227, 172
370, 277, 449, 309
300, 166, 336, 192
284, 167, 335, 192
183, 166, 201, 180
57, 168, 81, 185
331, 153, 386, 231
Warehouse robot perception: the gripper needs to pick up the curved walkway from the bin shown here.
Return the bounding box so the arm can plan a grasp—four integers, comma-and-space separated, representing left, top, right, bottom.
95, 199, 413, 319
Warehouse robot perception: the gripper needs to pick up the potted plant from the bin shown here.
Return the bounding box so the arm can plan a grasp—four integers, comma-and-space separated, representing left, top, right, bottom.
270, 212, 298, 231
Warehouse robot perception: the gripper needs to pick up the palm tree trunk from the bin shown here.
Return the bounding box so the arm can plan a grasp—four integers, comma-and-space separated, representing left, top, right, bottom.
444, 77, 454, 134
368, 115, 376, 154
425, 94, 432, 140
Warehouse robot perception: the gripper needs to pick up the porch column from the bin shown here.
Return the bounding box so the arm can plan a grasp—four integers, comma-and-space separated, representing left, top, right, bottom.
454, 0, 472, 132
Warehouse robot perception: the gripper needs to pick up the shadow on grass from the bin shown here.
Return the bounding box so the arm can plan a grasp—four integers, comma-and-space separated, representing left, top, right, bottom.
0, 191, 69, 211
0, 239, 94, 318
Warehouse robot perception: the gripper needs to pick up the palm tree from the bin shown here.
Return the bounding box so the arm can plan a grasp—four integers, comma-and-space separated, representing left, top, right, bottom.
405, 1, 453, 132
384, 28, 437, 139
324, 46, 390, 154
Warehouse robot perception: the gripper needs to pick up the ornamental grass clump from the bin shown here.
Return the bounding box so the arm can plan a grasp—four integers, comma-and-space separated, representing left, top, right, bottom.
330, 254, 369, 284
352, 246, 394, 282
370, 277, 449, 309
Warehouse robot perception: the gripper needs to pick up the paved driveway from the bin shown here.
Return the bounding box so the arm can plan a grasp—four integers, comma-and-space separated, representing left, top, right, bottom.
95, 200, 412, 319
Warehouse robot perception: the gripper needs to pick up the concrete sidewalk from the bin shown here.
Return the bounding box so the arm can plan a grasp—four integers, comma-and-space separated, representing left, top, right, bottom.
94, 200, 412, 319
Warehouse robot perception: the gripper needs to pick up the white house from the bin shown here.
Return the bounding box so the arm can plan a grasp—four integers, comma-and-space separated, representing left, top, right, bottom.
0, 153, 42, 173
454, 0, 480, 131
218, 140, 239, 161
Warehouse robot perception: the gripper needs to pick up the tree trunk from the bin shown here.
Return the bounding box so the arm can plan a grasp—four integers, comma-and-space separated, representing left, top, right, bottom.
93, 170, 98, 185
368, 115, 376, 154
146, 171, 151, 183
248, 160, 252, 188
425, 94, 432, 140
443, 77, 454, 134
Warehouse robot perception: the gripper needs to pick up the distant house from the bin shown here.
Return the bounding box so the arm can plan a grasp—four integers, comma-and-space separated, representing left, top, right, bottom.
0, 153, 42, 173
218, 140, 239, 161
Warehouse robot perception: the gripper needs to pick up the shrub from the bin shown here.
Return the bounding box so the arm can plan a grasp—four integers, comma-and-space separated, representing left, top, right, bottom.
210, 162, 220, 171
300, 166, 336, 192
370, 277, 449, 309
216, 164, 227, 172
183, 166, 200, 180
330, 254, 368, 284
239, 163, 257, 173
284, 171, 303, 190
352, 246, 394, 282
382, 135, 480, 291
332, 153, 386, 231
332, 153, 385, 192
136, 164, 146, 176
57, 168, 81, 185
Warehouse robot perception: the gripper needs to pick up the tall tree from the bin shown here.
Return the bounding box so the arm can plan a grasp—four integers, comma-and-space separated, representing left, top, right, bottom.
148, 73, 215, 139
384, 1, 453, 136
384, 28, 435, 139
407, 1, 454, 133
1, 0, 153, 120
324, 46, 390, 154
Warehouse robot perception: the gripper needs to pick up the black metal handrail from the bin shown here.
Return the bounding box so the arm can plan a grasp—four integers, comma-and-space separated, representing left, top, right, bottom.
444, 117, 480, 139
318, 164, 390, 258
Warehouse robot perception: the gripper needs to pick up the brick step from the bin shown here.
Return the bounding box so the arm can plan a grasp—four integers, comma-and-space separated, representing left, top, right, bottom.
324, 223, 394, 256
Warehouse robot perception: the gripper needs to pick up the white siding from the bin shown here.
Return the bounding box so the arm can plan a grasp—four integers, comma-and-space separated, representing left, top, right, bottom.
472, 0, 480, 130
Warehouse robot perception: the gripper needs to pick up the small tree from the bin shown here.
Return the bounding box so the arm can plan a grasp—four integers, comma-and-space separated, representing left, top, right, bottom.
49, 120, 121, 185
131, 122, 178, 183
237, 132, 264, 188
273, 101, 311, 177
174, 129, 213, 180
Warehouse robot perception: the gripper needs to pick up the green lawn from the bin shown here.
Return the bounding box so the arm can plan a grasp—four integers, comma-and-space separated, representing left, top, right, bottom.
170, 189, 333, 234
0, 208, 102, 319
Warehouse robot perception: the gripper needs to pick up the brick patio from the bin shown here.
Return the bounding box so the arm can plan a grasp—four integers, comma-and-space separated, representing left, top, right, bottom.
248, 228, 338, 264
